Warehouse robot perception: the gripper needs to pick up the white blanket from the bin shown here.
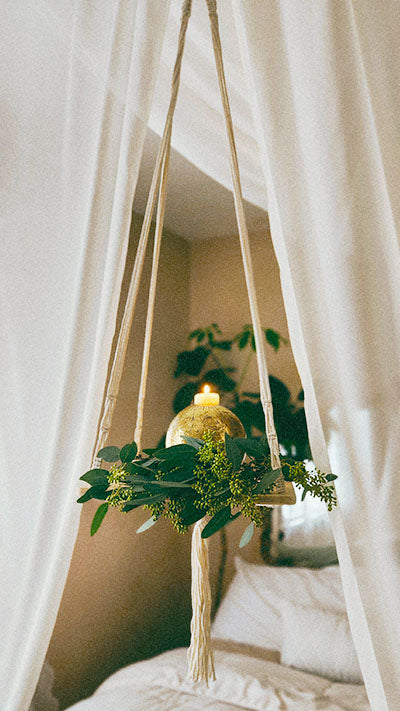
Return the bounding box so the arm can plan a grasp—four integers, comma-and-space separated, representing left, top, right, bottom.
68, 647, 370, 711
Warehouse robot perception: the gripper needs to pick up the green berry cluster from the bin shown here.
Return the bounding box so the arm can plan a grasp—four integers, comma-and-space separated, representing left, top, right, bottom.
107, 484, 133, 510
282, 459, 337, 510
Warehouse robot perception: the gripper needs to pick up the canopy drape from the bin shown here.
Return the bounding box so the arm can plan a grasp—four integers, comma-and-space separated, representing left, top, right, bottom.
0, 1, 170, 708
230, 2, 400, 709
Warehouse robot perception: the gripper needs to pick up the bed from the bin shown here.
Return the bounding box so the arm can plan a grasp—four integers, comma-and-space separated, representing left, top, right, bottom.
67, 509, 370, 711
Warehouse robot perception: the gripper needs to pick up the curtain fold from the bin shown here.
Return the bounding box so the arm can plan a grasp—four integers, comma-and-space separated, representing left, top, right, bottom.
0, 1, 170, 708
232, 1, 400, 708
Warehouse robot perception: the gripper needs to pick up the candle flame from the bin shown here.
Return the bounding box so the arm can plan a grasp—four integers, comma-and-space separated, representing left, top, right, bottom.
203, 384, 211, 394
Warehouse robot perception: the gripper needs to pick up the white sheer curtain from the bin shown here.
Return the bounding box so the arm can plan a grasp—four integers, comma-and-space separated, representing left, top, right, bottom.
0, 2, 170, 709
231, 2, 400, 709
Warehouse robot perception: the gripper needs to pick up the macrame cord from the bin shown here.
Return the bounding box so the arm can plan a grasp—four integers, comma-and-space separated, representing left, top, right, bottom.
92, 0, 286, 684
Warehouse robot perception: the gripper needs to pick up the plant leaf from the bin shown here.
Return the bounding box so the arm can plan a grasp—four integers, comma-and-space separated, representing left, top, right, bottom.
238, 329, 250, 349
173, 382, 199, 413
301, 489, 307, 501
77, 489, 93, 504
88, 484, 110, 500
124, 461, 153, 476
254, 468, 281, 494
189, 328, 206, 342
201, 506, 231, 538
79, 469, 109, 486
325, 474, 337, 482
174, 346, 210, 378
239, 521, 255, 548
183, 436, 204, 450
233, 437, 266, 459
202, 368, 237, 392
264, 328, 281, 351
122, 493, 165, 511
180, 501, 205, 526
212, 339, 232, 351
97, 446, 120, 462
154, 444, 196, 459
136, 517, 158, 533
224, 434, 242, 471
120, 442, 138, 463
90, 503, 108, 536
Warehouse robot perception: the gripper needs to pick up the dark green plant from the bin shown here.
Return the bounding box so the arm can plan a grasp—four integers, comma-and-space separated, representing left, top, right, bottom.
172, 323, 310, 460
78, 434, 337, 545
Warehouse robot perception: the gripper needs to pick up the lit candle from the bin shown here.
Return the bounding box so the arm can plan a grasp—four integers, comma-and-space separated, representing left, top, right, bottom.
194, 384, 220, 406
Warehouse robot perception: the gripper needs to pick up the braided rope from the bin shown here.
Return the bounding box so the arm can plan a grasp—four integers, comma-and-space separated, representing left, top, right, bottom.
92, 3, 191, 465
206, 3, 282, 475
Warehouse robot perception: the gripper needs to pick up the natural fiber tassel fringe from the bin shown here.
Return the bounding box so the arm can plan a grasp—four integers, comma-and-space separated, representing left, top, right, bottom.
187, 518, 215, 684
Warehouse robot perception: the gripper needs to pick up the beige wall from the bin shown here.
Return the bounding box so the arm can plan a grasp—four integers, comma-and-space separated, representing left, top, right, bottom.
48, 221, 301, 709
189, 232, 301, 397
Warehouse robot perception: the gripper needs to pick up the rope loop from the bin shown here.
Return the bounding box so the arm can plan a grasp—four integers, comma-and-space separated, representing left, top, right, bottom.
182, 0, 193, 18
205, 0, 217, 16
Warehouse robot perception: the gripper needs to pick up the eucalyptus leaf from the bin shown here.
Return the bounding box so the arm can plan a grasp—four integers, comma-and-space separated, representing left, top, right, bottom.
301, 489, 308, 501
233, 437, 266, 459
153, 444, 196, 459
180, 501, 205, 526
201, 507, 231, 538
97, 446, 120, 462
76, 489, 92, 504
79, 469, 109, 487
254, 468, 281, 494
239, 521, 255, 548
120, 442, 138, 463
88, 484, 110, 500
224, 434, 242, 472
325, 474, 337, 482
122, 493, 165, 511
136, 517, 158, 533
90, 503, 108, 536
124, 461, 154, 476
183, 436, 204, 450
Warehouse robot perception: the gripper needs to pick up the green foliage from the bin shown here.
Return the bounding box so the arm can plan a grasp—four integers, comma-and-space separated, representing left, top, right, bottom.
79, 431, 337, 539
172, 323, 310, 460
239, 521, 255, 548
90, 503, 109, 535
97, 446, 120, 462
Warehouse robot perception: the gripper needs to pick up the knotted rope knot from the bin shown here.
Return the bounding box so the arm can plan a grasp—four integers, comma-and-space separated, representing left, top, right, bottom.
206, 0, 218, 16
181, 0, 192, 18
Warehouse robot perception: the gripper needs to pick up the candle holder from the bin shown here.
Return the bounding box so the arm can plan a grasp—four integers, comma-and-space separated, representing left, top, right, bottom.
166, 402, 245, 446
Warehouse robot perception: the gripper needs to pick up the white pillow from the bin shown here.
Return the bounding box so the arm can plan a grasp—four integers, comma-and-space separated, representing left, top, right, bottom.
211, 558, 345, 652
281, 601, 362, 684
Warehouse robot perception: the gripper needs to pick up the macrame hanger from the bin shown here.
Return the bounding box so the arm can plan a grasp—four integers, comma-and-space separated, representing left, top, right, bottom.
91, 0, 293, 686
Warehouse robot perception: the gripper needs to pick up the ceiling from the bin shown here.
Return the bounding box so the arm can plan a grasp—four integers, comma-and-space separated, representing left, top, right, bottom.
133, 128, 269, 242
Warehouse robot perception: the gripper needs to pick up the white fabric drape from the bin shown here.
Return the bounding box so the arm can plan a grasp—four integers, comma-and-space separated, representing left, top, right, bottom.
0, 2, 170, 709
231, 2, 400, 709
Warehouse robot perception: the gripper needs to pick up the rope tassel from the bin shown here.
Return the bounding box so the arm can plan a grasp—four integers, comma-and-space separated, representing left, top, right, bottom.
187, 519, 215, 684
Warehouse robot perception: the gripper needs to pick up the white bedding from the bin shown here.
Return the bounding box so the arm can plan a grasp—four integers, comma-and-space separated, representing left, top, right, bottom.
68, 647, 370, 711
